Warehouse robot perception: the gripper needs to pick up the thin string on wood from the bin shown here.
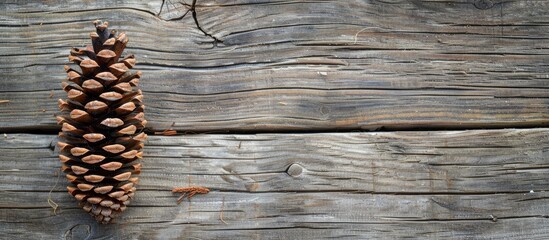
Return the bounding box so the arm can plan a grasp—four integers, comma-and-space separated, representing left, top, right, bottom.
47, 169, 61, 215
353, 27, 369, 44
219, 196, 227, 224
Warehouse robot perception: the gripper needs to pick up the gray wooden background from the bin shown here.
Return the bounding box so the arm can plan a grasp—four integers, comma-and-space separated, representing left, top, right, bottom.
1, 0, 548, 239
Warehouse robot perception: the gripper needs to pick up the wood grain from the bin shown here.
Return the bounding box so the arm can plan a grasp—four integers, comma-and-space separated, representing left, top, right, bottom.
1, 0, 548, 239
3, 191, 549, 239
1, 129, 548, 238
1, 0, 548, 132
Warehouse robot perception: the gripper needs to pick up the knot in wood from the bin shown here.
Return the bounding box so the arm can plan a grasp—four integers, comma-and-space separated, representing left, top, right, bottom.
474, 0, 494, 10
64, 224, 91, 240
286, 163, 303, 177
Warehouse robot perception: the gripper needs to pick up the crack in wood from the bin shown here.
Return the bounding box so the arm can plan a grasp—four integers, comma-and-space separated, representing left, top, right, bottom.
158, 0, 223, 46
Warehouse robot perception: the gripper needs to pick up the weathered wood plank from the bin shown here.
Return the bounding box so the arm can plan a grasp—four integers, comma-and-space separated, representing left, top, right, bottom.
1, 129, 548, 238
1, 0, 548, 131
2, 129, 549, 193
2, 191, 549, 239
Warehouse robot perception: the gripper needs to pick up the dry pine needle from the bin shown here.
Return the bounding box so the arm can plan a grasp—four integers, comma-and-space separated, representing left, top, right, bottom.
172, 187, 210, 204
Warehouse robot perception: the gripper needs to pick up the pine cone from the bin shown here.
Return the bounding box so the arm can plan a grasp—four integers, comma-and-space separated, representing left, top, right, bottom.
57, 20, 146, 224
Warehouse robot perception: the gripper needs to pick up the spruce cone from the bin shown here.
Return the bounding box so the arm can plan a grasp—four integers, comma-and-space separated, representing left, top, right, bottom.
57, 20, 146, 224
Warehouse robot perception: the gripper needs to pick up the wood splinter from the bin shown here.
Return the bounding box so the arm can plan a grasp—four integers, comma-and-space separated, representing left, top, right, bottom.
172, 187, 210, 204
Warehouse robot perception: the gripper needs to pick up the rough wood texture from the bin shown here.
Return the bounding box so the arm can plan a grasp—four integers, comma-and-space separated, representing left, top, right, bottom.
1, 0, 548, 132
1, 129, 548, 239
1, 0, 548, 239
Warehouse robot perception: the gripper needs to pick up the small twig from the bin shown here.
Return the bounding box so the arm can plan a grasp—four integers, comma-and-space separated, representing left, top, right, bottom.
155, 129, 177, 136
47, 170, 61, 215
0, 100, 10, 104
172, 187, 210, 204
154, 121, 177, 135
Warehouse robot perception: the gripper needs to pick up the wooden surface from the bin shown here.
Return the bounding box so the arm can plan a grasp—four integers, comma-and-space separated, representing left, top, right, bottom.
1, 0, 549, 239
2, 129, 549, 239
1, 0, 549, 132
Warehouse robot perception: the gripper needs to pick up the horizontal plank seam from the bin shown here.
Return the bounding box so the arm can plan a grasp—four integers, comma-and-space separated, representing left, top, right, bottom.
6, 189, 546, 195
2, 124, 549, 135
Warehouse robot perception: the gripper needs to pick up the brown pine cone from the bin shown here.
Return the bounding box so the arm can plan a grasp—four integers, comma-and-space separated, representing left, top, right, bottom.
57, 20, 146, 224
